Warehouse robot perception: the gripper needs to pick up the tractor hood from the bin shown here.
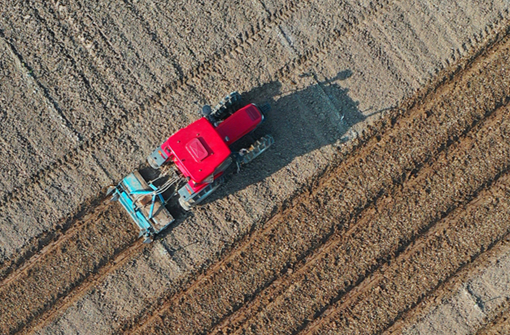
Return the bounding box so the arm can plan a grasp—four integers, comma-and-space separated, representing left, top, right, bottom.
162, 118, 231, 183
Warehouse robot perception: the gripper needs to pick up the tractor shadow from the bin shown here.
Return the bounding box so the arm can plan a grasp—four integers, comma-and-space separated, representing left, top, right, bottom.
201, 70, 368, 205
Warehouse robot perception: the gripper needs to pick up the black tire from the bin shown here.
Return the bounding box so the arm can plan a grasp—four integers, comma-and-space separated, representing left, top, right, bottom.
179, 197, 191, 211
210, 91, 242, 122
201, 104, 212, 117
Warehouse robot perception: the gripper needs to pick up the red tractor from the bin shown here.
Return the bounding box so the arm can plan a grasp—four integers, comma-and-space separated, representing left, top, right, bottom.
109, 92, 274, 242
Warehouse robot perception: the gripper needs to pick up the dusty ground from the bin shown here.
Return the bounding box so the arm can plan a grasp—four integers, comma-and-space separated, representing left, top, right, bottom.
1, 0, 510, 334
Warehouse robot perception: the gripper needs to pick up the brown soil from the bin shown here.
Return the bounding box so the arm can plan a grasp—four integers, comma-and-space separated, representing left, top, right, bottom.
1, 1, 510, 334
387, 238, 510, 335
0, 202, 139, 334
479, 312, 510, 335
129, 31, 510, 335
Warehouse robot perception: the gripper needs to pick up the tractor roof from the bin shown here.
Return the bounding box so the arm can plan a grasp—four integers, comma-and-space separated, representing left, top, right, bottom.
162, 118, 231, 183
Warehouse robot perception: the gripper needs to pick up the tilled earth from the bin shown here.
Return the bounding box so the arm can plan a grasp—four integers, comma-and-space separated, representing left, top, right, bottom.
131, 31, 510, 335
1, 0, 510, 334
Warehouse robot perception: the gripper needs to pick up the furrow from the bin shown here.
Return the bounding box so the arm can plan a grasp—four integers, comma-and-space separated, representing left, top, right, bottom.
49, 0, 138, 107
382, 230, 510, 334
127, 26, 510, 335
0, 32, 77, 196
23, 241, 146, 335
0, 203, 140, 335
0, 0, 393, 298
214, 101, 510, 335
0, 0, 119, 142
0, 192, 109, 283
135, 99, 510, 335
2, 3, 506, 334
235, 103, 510, 335
303, 175, 510, 335
0, 200, 110, 290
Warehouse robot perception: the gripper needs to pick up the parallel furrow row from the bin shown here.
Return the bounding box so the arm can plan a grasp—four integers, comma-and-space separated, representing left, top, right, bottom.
5, 0, 505, 287
0, 202, 141, 335
304, 169, 510, 335
134, 99, 510, 335
24, 239, 146, 335
0, 2, 401, 333
0, 0, 395, 299
381, 230, 510, 335
0, 200, 110, 289
0, 190, 109, 282
3, 5, 509, 335
128, 27, 510, 335
215, 103, 510, 335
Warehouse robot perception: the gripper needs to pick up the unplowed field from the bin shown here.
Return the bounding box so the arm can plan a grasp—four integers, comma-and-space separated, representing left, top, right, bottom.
1, 1, 510, 334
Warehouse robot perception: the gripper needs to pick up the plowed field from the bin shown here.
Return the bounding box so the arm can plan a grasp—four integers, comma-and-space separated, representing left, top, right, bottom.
1, 1, 510, 334
130, 29, 510, 335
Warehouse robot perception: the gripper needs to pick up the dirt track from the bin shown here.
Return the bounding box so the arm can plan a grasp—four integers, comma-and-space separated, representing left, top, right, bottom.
1, 0, 510, 334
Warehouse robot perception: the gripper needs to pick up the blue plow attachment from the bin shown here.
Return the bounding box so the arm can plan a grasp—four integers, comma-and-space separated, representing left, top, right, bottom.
111, 171, 175, 242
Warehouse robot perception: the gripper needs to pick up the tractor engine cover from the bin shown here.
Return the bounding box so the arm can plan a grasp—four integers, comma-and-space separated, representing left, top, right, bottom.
162, 118, 231, 184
